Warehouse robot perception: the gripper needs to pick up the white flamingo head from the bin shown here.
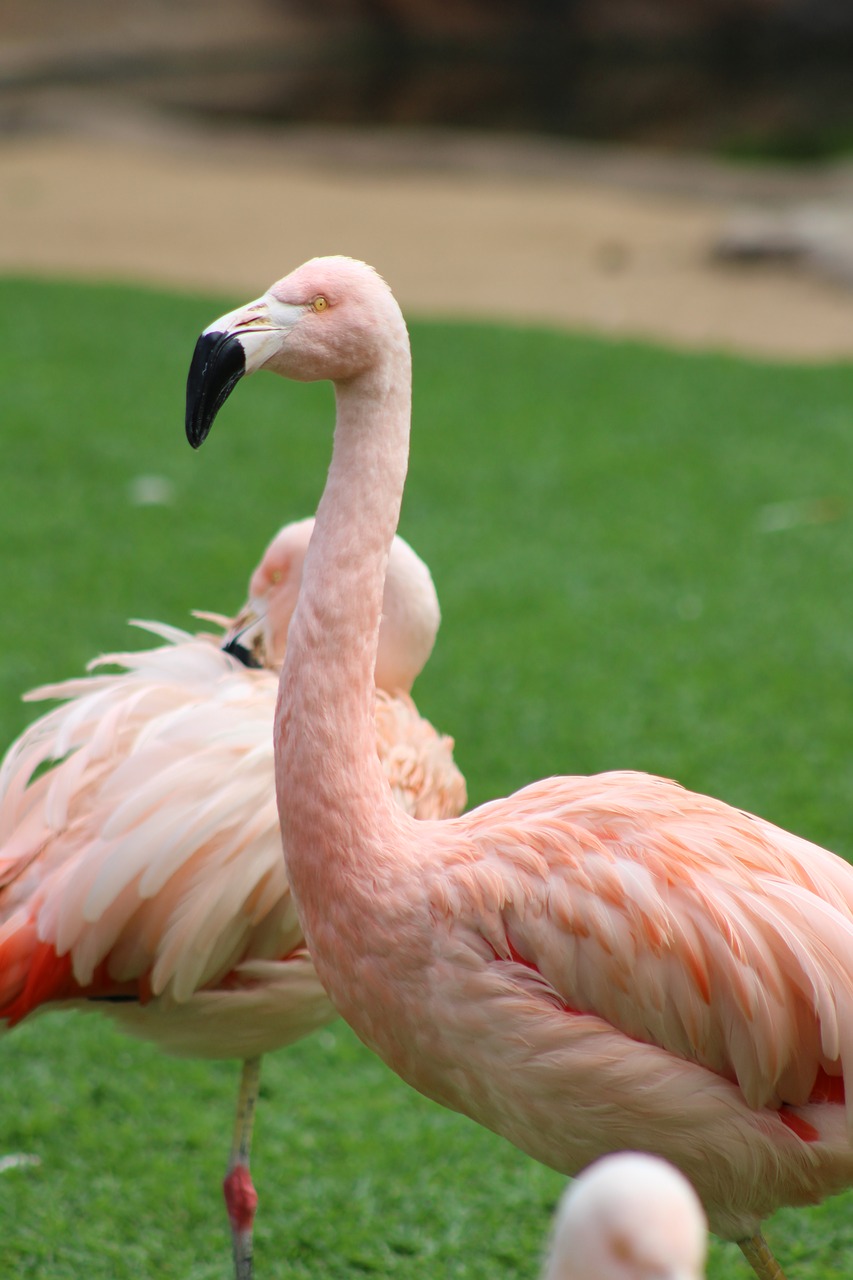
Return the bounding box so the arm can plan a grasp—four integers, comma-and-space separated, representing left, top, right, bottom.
543, 1154, 708, 1280
186, 257, 405, 448
223, 516, 441, 693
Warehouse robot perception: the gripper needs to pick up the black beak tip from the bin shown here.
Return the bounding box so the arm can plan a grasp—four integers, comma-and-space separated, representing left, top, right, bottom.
185, 330, 247, 449
222, 637, 262, 668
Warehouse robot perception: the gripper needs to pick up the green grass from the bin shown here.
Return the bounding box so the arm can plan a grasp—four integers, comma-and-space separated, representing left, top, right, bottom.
2, 276, 853, 1277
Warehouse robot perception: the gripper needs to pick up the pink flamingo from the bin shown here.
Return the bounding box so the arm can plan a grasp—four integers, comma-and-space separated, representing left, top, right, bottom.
186, 255, 853, 1280
0, 517, 466, 1280
543, 1152, 708, 1280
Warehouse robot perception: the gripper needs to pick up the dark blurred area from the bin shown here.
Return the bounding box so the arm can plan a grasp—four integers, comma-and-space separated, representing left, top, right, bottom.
3, 0, 853, 158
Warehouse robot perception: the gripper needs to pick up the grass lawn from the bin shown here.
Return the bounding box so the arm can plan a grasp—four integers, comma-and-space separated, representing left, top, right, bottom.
1, 276, 853, 1278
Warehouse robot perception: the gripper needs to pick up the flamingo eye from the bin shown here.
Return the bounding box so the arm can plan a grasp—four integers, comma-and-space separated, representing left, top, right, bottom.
312, 296, 329, 313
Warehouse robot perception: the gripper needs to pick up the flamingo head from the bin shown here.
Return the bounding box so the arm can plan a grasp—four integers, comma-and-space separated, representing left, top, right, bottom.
222, 517, 441, 693
186, 256, 406, 448
544, 1153, 708, 1280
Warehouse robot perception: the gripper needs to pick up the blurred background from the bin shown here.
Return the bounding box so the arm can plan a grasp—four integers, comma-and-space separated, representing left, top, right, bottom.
4, 0, 853, 152
2, 0, 853, 357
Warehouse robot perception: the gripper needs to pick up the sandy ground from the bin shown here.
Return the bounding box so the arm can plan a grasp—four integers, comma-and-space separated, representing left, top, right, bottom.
1, 115, 852, 361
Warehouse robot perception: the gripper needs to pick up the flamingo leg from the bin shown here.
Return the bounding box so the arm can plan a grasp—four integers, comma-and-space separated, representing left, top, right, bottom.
223, 1055, 262, 1280
738, 1233, 788, 1280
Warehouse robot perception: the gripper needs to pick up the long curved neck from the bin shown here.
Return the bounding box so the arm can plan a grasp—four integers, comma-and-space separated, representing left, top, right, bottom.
275, 339, 413, 916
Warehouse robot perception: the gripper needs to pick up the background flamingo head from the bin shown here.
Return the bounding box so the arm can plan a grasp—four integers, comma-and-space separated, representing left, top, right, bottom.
186, 256, 407, 448
223, 517, 441, 693
543, 1152, 708, 1280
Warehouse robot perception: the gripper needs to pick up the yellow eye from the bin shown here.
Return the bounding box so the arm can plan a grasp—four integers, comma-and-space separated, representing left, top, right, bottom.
312, 296, 329, 313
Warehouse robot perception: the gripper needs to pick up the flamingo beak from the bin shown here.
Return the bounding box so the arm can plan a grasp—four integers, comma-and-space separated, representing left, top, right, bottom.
185, 295, 302, 448
185, 327, 246, 449
221, 602, 266, 669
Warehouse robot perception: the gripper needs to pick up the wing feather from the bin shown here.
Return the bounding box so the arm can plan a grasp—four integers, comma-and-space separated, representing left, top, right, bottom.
436, 769, 853, 1126
0, 619, 466, 1045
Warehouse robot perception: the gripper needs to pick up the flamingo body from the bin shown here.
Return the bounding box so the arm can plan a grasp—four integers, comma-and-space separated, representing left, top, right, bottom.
299, 770, 853, 1243
185, 256, 853, 1272
0, 516, 465, 1279
0, 522, 464, 1041
0, 627, 336, 1056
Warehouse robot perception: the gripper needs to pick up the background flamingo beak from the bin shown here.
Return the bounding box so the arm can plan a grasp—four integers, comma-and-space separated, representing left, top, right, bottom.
221, 603, 266, 668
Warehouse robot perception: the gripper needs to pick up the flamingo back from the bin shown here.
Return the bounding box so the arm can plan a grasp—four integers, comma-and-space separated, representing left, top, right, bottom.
0, 553, 465, 1057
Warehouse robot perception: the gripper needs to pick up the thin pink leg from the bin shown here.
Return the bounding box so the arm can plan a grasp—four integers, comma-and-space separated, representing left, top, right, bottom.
223, 1056, 262, 1280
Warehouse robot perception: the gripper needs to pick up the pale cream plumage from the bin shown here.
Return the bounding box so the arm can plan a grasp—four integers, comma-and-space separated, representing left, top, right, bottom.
0, 517, 466, 1280
184, 255, 853, 1280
